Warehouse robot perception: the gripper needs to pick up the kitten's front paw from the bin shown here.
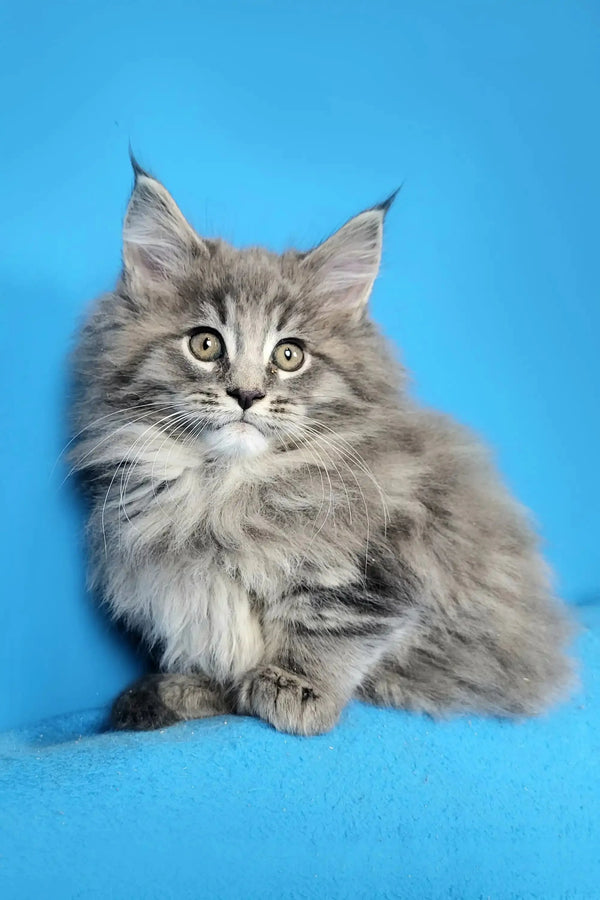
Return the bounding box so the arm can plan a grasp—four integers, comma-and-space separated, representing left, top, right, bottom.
238, 665, 340, 736
112, 675, 182, 731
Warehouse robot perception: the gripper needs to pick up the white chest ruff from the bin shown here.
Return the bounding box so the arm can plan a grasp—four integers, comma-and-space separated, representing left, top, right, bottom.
104, 445, 315, 679
114, 560, 265, 680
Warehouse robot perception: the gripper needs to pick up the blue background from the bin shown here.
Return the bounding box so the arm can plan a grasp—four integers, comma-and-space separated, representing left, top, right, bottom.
0, 0, 598, 735
1, 4, 599, 899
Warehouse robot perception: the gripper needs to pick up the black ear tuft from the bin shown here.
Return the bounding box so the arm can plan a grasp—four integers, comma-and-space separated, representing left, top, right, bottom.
375, 184, 403, 215
128, 143, 152, 183
300, 203, 386, 319
122, 158, 209, 281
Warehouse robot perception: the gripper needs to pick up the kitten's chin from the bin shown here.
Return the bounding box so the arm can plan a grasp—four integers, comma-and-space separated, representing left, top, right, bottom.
203, 422, 270, 459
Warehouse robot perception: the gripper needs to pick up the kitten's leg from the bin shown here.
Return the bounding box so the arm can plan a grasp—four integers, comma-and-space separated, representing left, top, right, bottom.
112, 673, 231, 731
357, 653, 463, 716
358, 616, 574, 717
235, 664, 342, 736
234, 578, 416, 736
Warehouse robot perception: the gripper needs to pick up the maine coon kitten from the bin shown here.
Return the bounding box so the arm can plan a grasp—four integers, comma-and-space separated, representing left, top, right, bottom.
71, 159, 574, 735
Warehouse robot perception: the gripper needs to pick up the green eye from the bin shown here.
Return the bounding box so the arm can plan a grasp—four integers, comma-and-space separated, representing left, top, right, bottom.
272, 341, 305, 372
189, 329, 224, 362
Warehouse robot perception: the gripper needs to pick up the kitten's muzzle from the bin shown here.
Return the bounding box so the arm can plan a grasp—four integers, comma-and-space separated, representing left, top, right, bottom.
226, 387, 266, 410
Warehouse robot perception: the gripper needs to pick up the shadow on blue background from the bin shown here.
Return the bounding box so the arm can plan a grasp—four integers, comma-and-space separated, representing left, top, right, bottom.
0, 0, 598, 734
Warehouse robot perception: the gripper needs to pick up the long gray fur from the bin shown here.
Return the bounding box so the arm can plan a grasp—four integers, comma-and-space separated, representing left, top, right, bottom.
71, 162, 574, 735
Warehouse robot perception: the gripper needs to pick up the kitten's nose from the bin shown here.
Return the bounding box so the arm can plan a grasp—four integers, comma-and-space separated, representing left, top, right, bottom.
226, 387, 266, 410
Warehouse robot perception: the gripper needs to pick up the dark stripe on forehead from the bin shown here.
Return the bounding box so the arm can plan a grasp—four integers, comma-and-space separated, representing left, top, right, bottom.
177, 278, 230, 326
233, 314, 243, 349
210, 289, 228, 325
274, 298, 297, 332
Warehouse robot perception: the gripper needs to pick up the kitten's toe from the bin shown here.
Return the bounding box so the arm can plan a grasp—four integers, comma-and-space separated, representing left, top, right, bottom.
112, 676, 182, 731
239, 665, 339, 736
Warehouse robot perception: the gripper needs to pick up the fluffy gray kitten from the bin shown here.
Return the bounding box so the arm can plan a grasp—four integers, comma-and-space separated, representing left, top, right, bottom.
71, 160, 574, 735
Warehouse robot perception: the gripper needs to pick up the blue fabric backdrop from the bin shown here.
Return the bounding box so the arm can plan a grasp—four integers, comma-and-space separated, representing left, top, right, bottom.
0, 0, 598, 793
1, 3, 599, 898
1, 605, 599, 899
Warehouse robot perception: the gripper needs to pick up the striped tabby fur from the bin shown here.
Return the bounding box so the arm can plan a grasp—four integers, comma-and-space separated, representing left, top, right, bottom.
70, 161, 574, 735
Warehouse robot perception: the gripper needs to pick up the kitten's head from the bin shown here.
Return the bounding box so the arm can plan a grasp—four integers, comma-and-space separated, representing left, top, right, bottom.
88, 162, 403, 461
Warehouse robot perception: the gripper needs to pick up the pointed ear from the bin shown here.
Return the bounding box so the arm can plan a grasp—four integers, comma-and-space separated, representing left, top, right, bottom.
122, 167, 208, 284
301, 195, 395, 319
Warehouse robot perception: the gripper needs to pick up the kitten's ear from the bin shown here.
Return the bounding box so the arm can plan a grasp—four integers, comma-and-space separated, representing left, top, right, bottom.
122, 161, 208, 284
301, 192, 397, 319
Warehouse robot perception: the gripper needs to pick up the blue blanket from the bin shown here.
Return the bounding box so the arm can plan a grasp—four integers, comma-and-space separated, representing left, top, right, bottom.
1, 605, 598, 900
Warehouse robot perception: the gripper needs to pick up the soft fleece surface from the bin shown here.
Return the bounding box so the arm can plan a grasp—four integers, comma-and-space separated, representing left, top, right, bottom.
1, 606, 598, 900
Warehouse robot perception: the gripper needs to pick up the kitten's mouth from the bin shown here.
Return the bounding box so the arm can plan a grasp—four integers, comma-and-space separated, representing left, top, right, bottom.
235, 413, 270, 435
204, 417, 270, 458
214, 417, 263, 434
229, 420, 260, 433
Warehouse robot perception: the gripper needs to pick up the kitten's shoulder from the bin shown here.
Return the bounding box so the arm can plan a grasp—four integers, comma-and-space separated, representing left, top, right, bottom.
385, 402, 494, 469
